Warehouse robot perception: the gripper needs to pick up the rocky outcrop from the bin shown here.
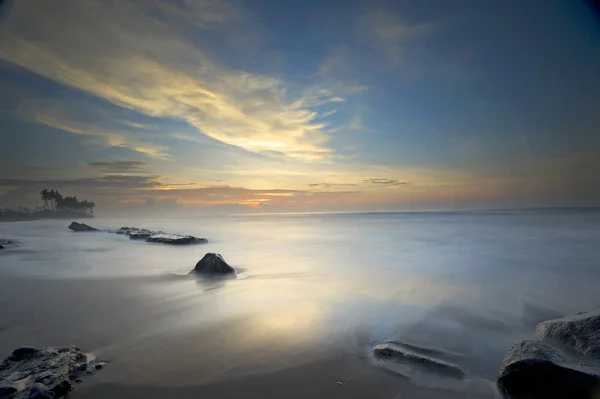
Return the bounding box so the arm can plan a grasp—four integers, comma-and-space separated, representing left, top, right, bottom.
146, 233, 207, 245
374, 342, 466, 378
192, 253, 235, 275
68, 222, 97, 232
536, 310, 600, 358
0, 345, 104, 398
498, 310, 600, 399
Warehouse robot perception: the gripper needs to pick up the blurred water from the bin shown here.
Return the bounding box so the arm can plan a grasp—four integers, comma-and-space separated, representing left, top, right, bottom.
1, 209, 600, 388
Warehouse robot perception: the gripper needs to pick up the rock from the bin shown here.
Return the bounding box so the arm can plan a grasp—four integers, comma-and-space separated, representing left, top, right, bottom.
497, 340, 600, 399
11, 346, 38, 359
94, 363, 105, 370
129, 230, 153, 240
0, 346, 89, 398
536, 309, 600, 358
0, 386, 17, 396
192, 253, 235, 275
146, 233, 207, 245
373, 343, 466, 378
29, 383, 54, 398
115, 227, 140, 235
0, 245, 3, 250
68, 222, 97, 232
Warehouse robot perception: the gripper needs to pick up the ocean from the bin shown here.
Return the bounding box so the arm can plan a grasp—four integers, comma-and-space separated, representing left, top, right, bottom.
1, 209, 599, 397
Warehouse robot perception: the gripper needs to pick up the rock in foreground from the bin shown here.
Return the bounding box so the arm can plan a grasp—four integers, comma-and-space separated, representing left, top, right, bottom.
192, 253, 235, 275
68, 222, 97, 232
373, 342, 466, 378
536, 309, 600, 358
0, 345, 101, 398
497, 340, 600, 399
146, 233, 207, 245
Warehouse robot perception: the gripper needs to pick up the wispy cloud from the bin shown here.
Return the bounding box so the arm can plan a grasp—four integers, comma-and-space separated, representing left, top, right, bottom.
29, 110, 172, 160
0, 0, 356, 161
362, 179, 410, 186
87, 161, 150, 174
362, 10, 439, 66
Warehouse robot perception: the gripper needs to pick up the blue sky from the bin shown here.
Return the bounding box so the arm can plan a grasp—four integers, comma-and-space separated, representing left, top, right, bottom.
1, 0, 599, 213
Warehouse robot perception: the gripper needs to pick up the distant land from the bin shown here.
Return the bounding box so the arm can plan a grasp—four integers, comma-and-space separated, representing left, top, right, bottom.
0, 189, 95, 223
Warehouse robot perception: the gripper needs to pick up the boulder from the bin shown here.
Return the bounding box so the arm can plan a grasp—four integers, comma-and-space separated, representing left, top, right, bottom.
129, 229, 153, 240
497, 340, 600, 399
146, 233, 207, 245
373, 342, 466, 378
192, 253, 235, 275
0, 345, 103, 399
68, 222, 97, 232
536, 309, 600, 358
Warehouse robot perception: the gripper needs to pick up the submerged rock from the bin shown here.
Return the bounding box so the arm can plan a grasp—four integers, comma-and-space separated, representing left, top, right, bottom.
373, 342, 466, 378
146, 233, 207, 245
497, 340, 600, 399
0, 345, 103, 399
192, 253, 235, 275
536, 309, 600, 358
68, 222, 97, 232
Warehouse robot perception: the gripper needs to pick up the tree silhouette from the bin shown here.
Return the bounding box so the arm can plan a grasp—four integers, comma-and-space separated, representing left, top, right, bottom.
40, 189, 50, 210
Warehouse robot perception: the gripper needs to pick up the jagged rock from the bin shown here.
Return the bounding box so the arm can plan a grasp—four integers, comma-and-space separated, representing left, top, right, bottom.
373, 342, 466, 378
192, 253, 235, 275
146, 233, 207, 245
68, 222, 97, 232
129, 230, 153, 239
536, 309, 600, 358
0, 345, 102, 399
497, 340, 600, 399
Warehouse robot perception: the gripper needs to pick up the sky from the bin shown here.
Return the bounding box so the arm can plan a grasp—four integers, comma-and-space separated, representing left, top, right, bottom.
0, 0, 599, 214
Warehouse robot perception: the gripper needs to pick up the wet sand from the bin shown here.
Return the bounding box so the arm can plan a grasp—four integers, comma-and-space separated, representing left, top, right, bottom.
0, 275, 501, 398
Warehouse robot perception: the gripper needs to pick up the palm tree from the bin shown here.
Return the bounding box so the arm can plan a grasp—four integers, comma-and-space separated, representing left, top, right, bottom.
40, 189, 50, 210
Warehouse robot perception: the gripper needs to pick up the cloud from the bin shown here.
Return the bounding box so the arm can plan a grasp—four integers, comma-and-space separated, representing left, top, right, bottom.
0, 0, 357, 161
362, 179, 410, 186
308, 183, 358, 188
362, 10, 439, 66
87, 161, 150, 174
20, 102, 172, 160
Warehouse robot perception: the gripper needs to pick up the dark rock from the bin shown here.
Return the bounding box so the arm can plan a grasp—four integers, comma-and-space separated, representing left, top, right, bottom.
12, 346, 38, 359
0, 346, 88, 398
94, 363, 105, 370
29, 383, 53, 399
373, 343, 466, 378
497, 340, 600, 399
0, 386, 17, 396
129, 230, 153, 240
115, 227, 139, 235
536, 309, 600, 358
68, 222, 97, 232
192, 253, 235, 275
0, 245, 3, 250
146, 233, 207, 245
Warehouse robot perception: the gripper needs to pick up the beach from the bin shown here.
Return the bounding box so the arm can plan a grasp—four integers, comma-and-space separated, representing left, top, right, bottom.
1, 210, 600, 398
